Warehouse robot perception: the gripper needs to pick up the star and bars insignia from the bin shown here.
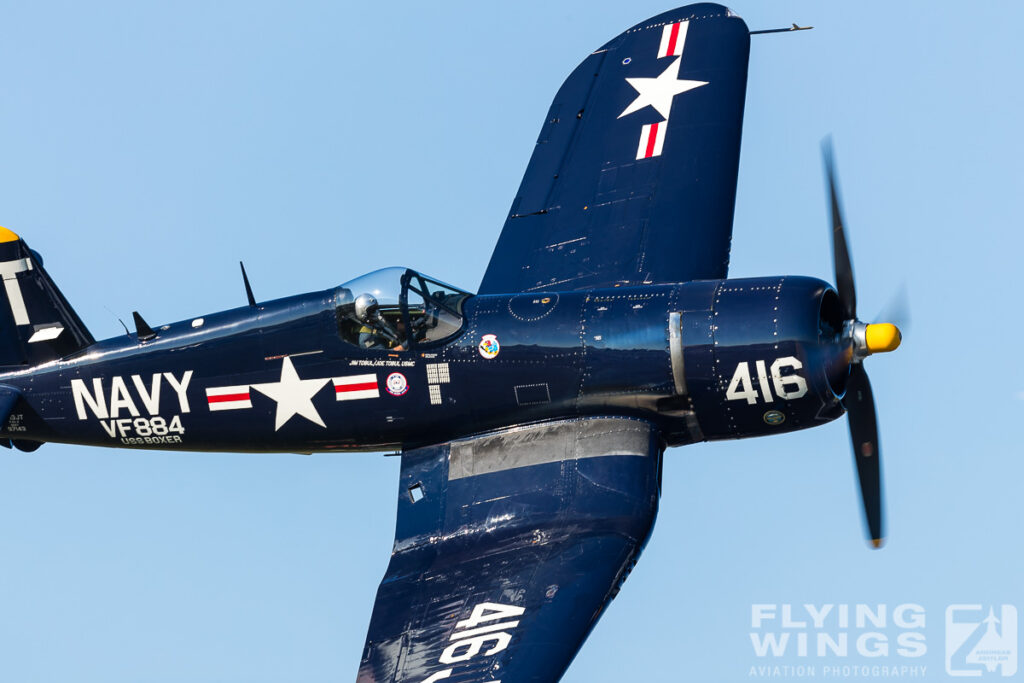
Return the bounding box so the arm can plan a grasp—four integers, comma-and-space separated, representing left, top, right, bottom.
619, 20, 709, 160
204, 356, 381, 431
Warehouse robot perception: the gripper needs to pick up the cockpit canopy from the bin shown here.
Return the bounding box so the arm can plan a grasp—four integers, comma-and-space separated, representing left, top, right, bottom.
335, 267, 472, 351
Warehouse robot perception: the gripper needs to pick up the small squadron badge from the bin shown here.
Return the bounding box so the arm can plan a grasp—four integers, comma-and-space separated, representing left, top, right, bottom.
478, 334, 500, 360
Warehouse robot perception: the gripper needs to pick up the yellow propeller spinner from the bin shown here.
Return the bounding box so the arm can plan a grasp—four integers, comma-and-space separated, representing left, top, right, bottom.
864, 323, 901, 354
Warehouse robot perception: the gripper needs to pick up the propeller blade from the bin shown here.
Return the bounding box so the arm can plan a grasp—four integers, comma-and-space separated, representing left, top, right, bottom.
822, 138, 857, 321
845, 362, 884, 547
876, 282, 912, 335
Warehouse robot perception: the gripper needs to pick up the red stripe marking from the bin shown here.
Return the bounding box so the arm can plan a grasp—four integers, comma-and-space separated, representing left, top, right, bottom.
665, 22, 680, 57
208, 392, 249, 404
336, 382, 377, 393
644, 122, 659, 158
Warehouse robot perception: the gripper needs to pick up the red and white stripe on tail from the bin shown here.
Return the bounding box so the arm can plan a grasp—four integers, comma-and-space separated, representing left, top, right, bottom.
334, 374, 379, 401
636, 120, 667, 160
206, 385, 252, 411
658, 21, 690, 59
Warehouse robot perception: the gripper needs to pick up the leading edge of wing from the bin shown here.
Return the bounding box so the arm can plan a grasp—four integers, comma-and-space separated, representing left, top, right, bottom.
357, 417, 664, 682
479, 4, 750, 295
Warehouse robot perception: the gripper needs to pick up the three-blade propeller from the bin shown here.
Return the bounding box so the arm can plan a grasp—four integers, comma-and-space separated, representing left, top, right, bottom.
822, 140, 901, 549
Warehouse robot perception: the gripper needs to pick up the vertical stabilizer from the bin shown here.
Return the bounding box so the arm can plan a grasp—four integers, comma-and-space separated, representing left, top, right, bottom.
0, 228, 94, 366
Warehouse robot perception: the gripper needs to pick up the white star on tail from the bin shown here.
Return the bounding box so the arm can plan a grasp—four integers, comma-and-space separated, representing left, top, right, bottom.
618, 56, 708, 120
251, 356, 330, 431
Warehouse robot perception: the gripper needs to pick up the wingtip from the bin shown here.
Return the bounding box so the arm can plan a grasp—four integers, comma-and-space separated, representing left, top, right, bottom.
0, 226, 20, 243
871, 538, 884, 549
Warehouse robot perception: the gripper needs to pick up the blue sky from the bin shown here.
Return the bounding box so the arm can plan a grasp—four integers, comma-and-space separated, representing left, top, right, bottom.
0, 2, 1021, 681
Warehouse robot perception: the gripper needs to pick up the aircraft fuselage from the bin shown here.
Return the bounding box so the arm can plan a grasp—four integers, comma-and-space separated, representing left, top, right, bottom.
0, 276, 845, 453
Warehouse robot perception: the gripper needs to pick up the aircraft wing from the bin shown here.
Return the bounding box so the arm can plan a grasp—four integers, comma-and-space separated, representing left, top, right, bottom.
479, 4, 750, 294
357, 418, 662, 682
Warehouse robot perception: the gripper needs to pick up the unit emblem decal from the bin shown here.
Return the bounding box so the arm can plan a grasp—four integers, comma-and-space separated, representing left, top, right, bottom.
385, 372, 408, 397
478, 334, 500, 360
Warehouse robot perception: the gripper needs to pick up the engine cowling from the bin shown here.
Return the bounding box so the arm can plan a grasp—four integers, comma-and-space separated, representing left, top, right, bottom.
678, 276, 848, 440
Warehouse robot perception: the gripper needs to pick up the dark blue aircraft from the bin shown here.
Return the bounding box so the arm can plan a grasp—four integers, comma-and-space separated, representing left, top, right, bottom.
1, 4, 900, 681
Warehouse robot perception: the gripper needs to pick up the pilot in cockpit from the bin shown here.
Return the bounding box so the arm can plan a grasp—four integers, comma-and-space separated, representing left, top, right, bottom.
338, 268, 469, 352
354, 293, 405, 351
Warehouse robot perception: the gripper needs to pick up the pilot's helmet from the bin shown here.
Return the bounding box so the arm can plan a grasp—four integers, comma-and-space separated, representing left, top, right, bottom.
354, 293, 379, 322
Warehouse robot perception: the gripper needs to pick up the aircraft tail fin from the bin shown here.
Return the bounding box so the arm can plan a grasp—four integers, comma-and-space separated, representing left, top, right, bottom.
0, 228, 94, 367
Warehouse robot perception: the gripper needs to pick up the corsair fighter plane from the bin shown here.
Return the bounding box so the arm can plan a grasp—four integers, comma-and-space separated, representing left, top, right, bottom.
0, 4, 900, 681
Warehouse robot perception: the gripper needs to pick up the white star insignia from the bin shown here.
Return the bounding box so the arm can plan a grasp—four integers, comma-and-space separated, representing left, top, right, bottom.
251, 356, 330, 431
618, 56, 708, 120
